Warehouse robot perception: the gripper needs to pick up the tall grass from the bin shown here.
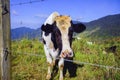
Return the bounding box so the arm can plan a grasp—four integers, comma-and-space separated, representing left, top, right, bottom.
11, 38, 120, 80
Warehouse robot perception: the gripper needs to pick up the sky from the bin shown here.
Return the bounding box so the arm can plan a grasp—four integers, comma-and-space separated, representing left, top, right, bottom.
10, 0, 120, 29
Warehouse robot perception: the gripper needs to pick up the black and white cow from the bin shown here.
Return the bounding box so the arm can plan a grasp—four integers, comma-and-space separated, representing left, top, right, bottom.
41, 12, 86, 80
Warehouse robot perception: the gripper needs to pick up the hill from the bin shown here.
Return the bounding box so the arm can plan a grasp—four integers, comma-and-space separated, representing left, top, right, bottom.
11, 27, 41, 40
11, 13, 120, 40
84, 14, 120, 39
11, 27, 35, 40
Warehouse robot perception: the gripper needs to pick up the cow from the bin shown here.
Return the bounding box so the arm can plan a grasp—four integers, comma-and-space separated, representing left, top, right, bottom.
41, 12, 86, 80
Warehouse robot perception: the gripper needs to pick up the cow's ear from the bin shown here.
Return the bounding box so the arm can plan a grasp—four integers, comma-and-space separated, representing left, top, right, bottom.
72, 23, 86, 33
41, 24, 45, 31
41, 24, 54, 32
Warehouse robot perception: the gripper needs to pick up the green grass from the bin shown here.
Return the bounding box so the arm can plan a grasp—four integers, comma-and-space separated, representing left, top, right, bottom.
11, 38, 120, 80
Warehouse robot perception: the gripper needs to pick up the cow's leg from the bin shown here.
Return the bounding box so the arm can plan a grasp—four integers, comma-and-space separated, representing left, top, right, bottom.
58, 58, 64, 80
46, 61, 52, 80
44, 46, 52, 79
50, 49, 59, 66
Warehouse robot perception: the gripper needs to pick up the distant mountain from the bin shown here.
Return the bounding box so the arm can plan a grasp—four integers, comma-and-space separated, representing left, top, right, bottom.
84, 14, 120, 39
28, 28, 41, 39
11, 27, 35, 40
11, 13, 120, 40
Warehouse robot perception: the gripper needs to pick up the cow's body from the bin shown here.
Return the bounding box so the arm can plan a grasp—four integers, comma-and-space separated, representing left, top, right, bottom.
41, 12, 86, 80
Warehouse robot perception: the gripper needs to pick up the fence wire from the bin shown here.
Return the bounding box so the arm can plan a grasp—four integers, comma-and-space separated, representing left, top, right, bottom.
10, 0, 45, 6
13, 52, 120, 71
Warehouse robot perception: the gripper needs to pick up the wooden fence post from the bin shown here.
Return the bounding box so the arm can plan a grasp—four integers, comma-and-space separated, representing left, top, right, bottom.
0, 0, 11, 80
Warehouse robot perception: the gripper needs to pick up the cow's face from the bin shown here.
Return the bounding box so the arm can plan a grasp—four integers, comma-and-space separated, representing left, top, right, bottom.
54, 16, 73, 58
41, 15, 86, 58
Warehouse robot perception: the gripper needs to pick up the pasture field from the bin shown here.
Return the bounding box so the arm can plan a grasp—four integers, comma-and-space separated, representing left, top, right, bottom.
11, 38, 120, 80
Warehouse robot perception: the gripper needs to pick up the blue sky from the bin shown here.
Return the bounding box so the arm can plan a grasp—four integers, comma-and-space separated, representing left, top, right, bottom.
10, 0, 120, 29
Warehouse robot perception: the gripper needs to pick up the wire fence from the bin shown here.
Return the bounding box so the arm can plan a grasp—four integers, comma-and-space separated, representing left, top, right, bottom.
10, 0, 45, 6
13, 52, 120, 71
11, 50, 120, 80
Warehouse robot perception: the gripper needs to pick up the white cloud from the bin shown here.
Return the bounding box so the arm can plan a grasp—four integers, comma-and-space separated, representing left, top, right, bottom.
34, 14, 48, 19
12, 10, 18, 16
73, 16, 83, 21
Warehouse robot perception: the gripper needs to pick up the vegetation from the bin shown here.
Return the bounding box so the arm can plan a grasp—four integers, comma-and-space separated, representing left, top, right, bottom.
84, 14, 120, 39
11, 37, 120, 80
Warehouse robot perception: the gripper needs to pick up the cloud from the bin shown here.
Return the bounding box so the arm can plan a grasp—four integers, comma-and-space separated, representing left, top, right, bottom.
72, 16, 83, 21
12, 10, 18, 16
34, 14, 48, 19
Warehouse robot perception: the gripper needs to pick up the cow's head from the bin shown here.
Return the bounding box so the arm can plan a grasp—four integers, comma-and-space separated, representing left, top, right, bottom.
41, 15, 86, 58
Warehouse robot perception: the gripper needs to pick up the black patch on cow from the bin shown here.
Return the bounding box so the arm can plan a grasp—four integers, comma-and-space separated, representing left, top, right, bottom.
41, 24, 54, 36
55, 29, 62, 54
45, 32, 50, 36
42, 38, 46, 44
50, 22, 63, 55
71, 21, 86, 33
68, 27, 73, 46
51, 32, 57, 50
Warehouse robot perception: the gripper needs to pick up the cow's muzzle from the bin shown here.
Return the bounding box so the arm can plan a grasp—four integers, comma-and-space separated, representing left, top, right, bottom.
60, 49, 73, 58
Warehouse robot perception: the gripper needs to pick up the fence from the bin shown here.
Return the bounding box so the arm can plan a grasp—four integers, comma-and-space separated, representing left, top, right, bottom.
14, 52, 120, 70
10, 0, 45, 6
11, 50, 120, 80
0, 0, 11, 79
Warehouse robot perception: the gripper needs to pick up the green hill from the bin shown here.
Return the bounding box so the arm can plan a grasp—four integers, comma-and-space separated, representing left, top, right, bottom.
83, 14, 120, 39
11, 27, 41, 40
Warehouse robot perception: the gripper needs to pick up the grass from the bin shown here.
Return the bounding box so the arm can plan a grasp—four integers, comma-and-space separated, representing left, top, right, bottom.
11, 38, 120, 80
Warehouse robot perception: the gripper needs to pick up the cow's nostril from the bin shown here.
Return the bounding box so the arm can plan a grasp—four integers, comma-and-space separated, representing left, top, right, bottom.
69, 53, 72, 55
60, 50, 73, 58
68, 52, 73, 57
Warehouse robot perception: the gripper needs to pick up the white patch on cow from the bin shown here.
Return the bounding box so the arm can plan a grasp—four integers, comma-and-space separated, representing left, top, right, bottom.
58, 58, 64, 67
61, 31, 73, 57
44, 12, 59, 25
44, 45, 52, 63
58, 58, 64, 80
42, 32, 58, 59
